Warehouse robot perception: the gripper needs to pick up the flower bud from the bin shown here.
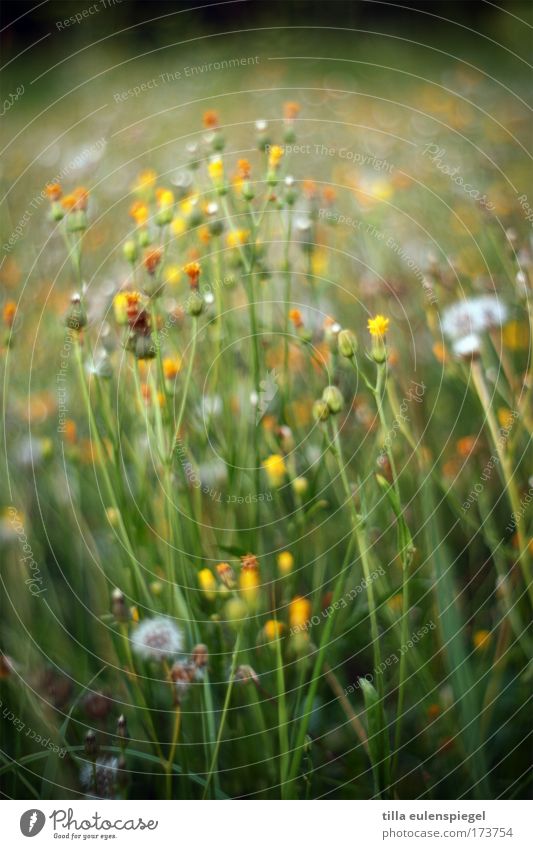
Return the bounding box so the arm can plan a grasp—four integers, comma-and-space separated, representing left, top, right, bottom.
134, 334, 156, 360
191, 643, 209, 668
117, 714, 129, 746
111, 588, 129, 622
292, 476, 309, 496
338, 328, 358, 359
123, 240, 138, 263
65, 294, 87, 331
322, 385, 344, 414
186, 292, 204, 316
312, 399, 330, 422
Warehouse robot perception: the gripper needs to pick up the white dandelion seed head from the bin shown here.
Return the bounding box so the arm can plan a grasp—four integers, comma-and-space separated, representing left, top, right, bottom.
255, 119, 267, 132
442, 296, 508, 340
80, 755, 119, 798
452, 333, 482, 359
131, 616, 184, 661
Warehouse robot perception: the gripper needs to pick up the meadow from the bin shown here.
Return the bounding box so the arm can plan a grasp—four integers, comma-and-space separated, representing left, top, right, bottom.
0, 13, 532, 801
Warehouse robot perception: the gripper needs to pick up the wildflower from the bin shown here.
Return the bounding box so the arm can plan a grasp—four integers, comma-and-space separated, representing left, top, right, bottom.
155, 188, 174, 225
46, 182, 62, 201
164, 264, 181, 286
198, 568, 217, 600
367, 314, 390, 338
184, 261, 201, 289
163, 357, 181, 380
442, 296, 508, 340
208, 157, 224, 184
131, 616, 184, 661
473, 629, 491, 651
117, 714, 129, 747
262, 453, 287, 487
80, 755, 119, 798
241, 553, 259, 572
368, 314, 389, 363
277, 550, 294, 574
289, 596, 312, 630
129, 200, 149, 226
143, 247, 162, 275
267, 145, 284, 184
292, 476, 309, 496
283, 101, 300, 123
427, 703, 441, 720
216, 561, 236, 589
289, 308, 303, 329
237, 158, 251, 179
235, 664, 259, 686
203, 110, 219, 129
456, 436, 478, 457
226, 229, 250, 248
263, 619, 284, 640
170, 661, 195, 702
3, 301, 16, 328
322, 385, 344, 414
192, 643, 209, 668
240, 568, 260, 608
452, 333, 481, 360
497, 408, 514, 430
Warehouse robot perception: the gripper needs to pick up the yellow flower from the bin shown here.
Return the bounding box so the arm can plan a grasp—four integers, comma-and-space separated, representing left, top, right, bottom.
171, 217, 186, 237
156, 188, 174, 208
502, 320, 529, 351
240, 569, 260, 607
262, 453, 287, 487
473, 629, 491, 651
268, 145, 284, 169
277, 551, 294, 574
130, 606, 140, 623
164, 264, 181, 285
289, 596, 312, 629
163, 357, 182, 380
113, 292, 130, 325
208, 158, 224, 182
497, 408, 514, 430
198, 568, 217, 601
367, 314, 390, 337
264, 619, 284, 640
226, 229, 250, 248
133, 168, 157, 194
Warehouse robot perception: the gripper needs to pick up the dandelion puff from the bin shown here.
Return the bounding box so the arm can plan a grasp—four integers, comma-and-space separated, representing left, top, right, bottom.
452, 333, 482, 360
442, 296, 508, 340
80, 755, 119, 798
131, 616, 184, 662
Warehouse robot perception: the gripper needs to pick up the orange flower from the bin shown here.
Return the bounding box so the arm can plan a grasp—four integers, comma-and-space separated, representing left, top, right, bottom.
3, 301, 16, 327
241, 553, 259, 573
72, 186, 89, 211
63, 419, 77, 445
237, 158, 251, 179
289, 596, 311, 629
289, 308, 303, 328
216, 562, 236, 589
46, 182, 62, 201
163, 357, 181, 380
456, 436, 477, 458
184, 261, 200, 288
203, 109, 219, 129
264, 620, 284, 640
130, 201, 149, 226
61, 194, 76, 211
143, 248, 162, 275
284, 101, 300, 122
322, 186, 336, 205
